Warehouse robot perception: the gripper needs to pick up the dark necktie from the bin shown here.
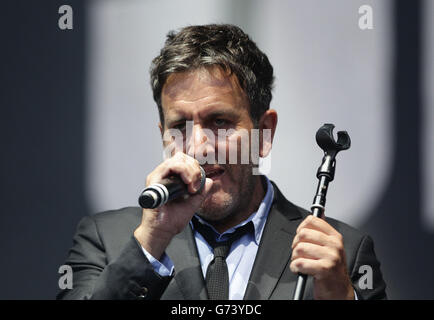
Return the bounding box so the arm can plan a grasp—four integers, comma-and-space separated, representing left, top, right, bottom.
192, 217, 254, 300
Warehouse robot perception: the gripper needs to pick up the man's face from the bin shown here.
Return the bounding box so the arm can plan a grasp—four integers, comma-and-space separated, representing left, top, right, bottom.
160, 66, 258, 223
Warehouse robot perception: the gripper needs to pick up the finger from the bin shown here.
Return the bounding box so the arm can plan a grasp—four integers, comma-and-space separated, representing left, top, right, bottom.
290, 258, 323, 276
290, 258, 335, 279
292, 228, 333, 249
291, 242, 333, 261
148, 155, 202, 194
296, 215, 340, 237
171, 153, 203, 193
147, 160, 192, 186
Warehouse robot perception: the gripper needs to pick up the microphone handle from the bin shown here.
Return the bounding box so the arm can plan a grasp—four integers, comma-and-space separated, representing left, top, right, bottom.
138, 166, 206, 209
138, 176, 188, 209
162, 176, 188, 202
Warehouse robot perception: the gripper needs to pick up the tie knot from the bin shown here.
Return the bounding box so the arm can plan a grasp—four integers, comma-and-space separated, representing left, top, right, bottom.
213, 242, 230, 259
192, 217, 254, 258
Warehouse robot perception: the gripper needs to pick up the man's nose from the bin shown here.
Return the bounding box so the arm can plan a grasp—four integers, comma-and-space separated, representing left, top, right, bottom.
186, 123, 216, 161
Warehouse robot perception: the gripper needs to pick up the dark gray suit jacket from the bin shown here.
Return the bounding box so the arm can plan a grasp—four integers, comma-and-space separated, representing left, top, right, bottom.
57, 183, 387, 300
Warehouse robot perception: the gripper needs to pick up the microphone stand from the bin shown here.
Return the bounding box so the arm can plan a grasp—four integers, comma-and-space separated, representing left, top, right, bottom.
292, 123, 351, 300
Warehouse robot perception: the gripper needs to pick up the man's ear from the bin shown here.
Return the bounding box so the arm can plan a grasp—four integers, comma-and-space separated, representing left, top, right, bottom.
258, 109, 278, 158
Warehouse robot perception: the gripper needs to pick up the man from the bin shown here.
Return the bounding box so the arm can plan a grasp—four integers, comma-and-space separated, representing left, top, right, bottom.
57, 24, 387, 300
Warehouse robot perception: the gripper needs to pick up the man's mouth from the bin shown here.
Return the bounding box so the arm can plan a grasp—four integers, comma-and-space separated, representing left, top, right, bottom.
204, 167, 225, 180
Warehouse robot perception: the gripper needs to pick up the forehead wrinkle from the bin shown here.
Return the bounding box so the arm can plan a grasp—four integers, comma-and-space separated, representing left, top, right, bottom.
161, 66, 250, 125
162, 66, 244, 102
196, 103, 243, 118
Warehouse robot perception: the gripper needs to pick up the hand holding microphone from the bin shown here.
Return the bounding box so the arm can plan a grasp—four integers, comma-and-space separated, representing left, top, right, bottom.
134, 153, 213, 260
139, 166, 206, 209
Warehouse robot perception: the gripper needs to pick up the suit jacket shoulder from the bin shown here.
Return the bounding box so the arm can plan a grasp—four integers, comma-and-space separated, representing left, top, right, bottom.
57, 206, 171, 300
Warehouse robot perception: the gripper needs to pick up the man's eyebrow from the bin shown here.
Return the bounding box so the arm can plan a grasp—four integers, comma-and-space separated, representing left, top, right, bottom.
165, 116, 188, 127
164, 109, 188, 122
166, 107, 241, 123
202, 109, 241, 119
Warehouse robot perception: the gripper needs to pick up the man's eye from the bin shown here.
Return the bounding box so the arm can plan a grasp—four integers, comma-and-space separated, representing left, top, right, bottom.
172, 123, 186, 131
214, 118, 227, 127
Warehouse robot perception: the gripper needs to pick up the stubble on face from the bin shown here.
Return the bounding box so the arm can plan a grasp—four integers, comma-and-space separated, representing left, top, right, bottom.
196, 163, 257, 225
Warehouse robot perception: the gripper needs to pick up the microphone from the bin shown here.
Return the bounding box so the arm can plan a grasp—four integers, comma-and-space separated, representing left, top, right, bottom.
138, 166, 206, 209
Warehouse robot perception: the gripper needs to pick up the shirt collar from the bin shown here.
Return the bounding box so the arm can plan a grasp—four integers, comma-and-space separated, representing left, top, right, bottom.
191, 176, 274, 245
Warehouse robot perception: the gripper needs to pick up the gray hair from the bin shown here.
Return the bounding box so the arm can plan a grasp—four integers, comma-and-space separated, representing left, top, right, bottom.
150, 24, 274, 126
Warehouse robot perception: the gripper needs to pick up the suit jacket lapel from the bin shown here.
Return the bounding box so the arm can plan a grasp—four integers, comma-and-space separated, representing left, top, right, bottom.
166, 225, 208, 300
243, 182, 303, 300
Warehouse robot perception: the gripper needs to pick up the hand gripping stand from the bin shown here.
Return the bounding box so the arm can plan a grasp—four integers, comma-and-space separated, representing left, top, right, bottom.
292, 123, 351, 300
